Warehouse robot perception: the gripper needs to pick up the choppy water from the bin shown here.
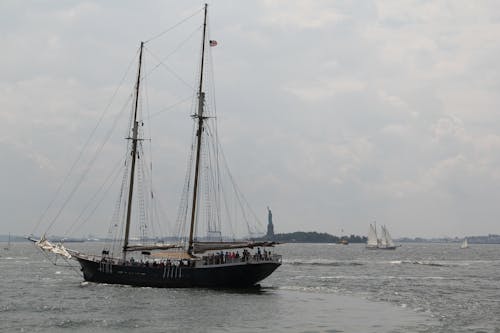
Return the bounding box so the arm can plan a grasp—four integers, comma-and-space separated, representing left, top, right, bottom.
1, 242, 499, 332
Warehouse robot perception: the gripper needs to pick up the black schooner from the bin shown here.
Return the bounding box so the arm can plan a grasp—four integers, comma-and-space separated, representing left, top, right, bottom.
31, 4, 281, 288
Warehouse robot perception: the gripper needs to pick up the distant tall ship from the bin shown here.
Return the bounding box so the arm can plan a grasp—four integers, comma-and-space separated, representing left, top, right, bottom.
30, 4, 281, 288
366, 223, 398, 250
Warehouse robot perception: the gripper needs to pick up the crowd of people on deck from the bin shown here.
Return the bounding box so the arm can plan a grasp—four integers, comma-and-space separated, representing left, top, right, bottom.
201, 248, 274, 266
100, 248, 274, 268
125, 257, 194, 268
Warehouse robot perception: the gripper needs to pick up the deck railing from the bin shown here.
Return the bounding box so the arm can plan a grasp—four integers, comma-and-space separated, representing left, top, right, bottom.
81, 251, 282, 268
200, 253, 282, 266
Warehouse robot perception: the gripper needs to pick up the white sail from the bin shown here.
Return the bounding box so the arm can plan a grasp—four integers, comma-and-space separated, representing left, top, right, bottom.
460, 238, 469, 249
124, 244, 183, 252
379, 225, 388, 247
382, 225, 395, 248
35, 237, 72, 259
366, 224, 378, 248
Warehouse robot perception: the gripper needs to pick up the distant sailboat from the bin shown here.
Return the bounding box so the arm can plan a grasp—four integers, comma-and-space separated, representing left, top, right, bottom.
366, 223, 398, 250
460, 238, 469, 249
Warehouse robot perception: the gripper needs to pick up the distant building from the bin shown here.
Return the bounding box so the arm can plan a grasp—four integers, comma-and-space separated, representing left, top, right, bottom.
266, 207, 274, 239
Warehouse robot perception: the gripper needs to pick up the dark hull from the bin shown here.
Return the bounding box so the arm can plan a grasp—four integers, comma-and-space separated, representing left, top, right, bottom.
366, 246, 398, 250
76, 256, 280, 288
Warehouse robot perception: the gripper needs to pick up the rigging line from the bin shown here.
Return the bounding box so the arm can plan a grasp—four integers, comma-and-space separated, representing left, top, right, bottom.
32, 48, 140, 236
144, 47, 195, 90
216, 137, 265, 231
148, 96, 193, 120
208, 139, 222, 237
205, 16, 218, 119
204, 28, 223, 234
34, 247, 81, 275
201, 138, 211, 233
143, 56, 156, 239
152, 183, 174, 236
208, 43, 218, 127
178, 108, 198, 244
139, 158, 157, 239
45, 93, 135, 235
207, 141, 222, 236
141, 61, 168, 239
143, 25, 202, 79
175, 122, 197, 242
136, 140, 168, 239
135, 71, 153, 243
206, 20, 221, 197
204, 125, 237, 238
108, 160, 129, 256
65, 153, 126, 236
114, 162, 129, 254
144, 7, 203, 44
220, 167, 238, 239
136, 144, 147, 242
208, 130, 223, 236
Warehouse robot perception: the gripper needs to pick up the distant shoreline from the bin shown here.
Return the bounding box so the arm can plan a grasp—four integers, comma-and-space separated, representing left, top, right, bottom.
258, 231, 366, 243
2, 233, 500, 244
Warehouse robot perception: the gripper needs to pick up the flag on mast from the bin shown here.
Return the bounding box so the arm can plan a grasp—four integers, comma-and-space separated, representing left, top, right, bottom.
209, 40, 218, 47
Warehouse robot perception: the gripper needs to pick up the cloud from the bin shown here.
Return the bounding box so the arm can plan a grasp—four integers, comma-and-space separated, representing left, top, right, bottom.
2, 1, 500, 238
261, 0, 347, 29
284, 77, 366, 101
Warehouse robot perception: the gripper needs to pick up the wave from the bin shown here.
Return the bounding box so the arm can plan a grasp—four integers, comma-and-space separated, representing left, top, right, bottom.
278, 285, 339, 294
389, 260, 450, 267
283, 259, 364, 267
317, 274, 446, 280
0, 257, 30, 260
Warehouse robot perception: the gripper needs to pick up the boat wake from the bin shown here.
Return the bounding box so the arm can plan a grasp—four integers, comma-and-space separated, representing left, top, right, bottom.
284, 259, 364, 267
0, 257, 29, 260
390, 260, 465, 267
278, 285, 339, 294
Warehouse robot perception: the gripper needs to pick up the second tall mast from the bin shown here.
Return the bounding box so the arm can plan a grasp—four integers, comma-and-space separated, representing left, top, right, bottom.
123, 41, 144, 260
188, 3, 208, 255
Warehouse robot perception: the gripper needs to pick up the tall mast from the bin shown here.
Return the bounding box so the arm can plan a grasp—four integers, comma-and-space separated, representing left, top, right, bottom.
188, 3, 208, 255
123, 41, 144, 260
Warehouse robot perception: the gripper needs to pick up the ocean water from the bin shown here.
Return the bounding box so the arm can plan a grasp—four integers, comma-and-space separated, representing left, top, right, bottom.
1, 242, 499, 332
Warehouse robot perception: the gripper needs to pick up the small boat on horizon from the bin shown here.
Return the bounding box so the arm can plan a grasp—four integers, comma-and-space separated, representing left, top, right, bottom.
338, 238, 349, 245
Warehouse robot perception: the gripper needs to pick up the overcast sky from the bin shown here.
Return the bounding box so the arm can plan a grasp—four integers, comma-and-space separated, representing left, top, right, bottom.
2, 0, 500, 239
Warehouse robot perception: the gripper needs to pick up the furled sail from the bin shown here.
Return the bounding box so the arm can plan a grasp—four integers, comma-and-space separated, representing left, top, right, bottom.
193, 241, 278, 253
124, 244, 183, 252
33, 236, 72, 259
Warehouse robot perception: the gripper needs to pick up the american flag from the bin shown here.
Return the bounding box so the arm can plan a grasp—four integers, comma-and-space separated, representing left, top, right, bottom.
209, 40, 218, 47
